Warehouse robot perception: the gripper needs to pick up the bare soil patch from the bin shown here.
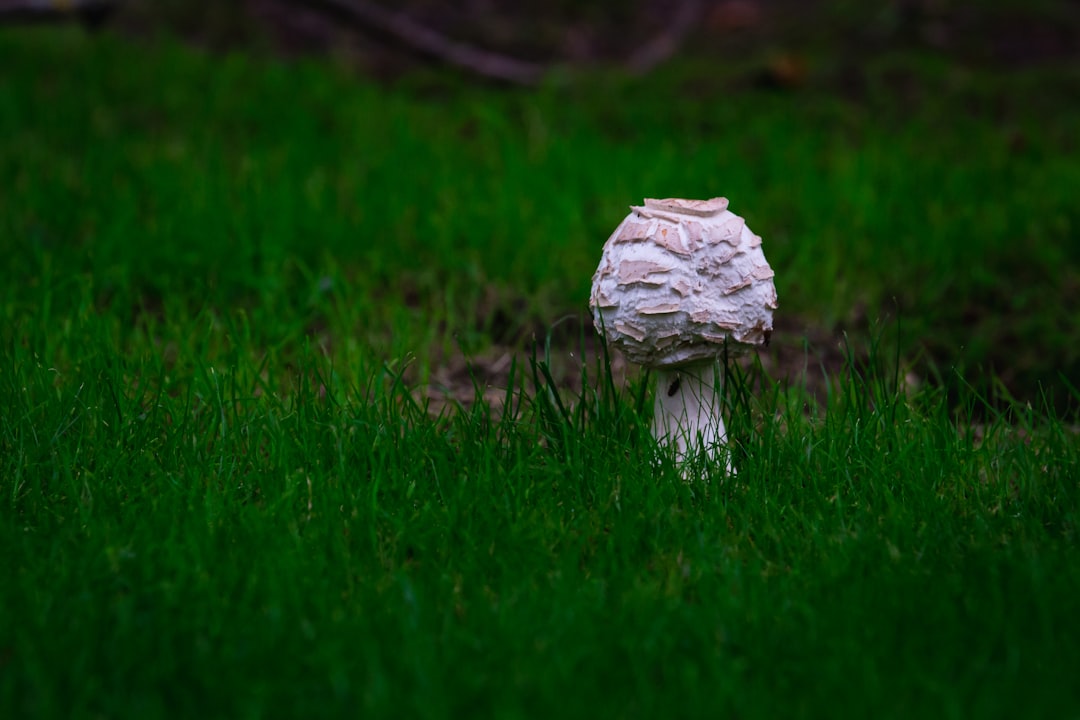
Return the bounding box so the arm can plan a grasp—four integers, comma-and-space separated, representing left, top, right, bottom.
414, 309, 873, 415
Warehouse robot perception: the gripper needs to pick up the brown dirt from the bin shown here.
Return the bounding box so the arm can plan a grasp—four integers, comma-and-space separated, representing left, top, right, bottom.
97, 1, 1080, 80
413, 309, 873, 414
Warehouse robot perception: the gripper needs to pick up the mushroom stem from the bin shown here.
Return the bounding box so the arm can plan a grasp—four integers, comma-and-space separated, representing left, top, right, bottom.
652, 362, 733, 474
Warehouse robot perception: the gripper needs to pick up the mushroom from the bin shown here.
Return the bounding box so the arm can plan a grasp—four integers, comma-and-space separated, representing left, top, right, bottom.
589, 197, 778, 474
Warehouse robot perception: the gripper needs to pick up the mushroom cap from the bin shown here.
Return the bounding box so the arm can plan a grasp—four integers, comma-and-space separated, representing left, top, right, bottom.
589, 197, 778, 367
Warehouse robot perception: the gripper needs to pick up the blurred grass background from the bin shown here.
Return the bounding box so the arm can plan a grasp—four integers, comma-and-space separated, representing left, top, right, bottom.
2, 9, 1078, 407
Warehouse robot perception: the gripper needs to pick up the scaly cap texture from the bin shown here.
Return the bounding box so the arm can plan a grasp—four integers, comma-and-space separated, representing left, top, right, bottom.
590, 197, 778, 367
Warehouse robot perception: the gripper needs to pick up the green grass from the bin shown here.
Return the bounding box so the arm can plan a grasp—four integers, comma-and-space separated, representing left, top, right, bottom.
2, 27, 1079, 719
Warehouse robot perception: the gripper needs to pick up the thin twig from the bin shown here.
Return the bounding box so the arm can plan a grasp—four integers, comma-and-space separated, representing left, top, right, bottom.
0, 0, 109, 11
314, 0, 548, 85
625, 0, 705, 73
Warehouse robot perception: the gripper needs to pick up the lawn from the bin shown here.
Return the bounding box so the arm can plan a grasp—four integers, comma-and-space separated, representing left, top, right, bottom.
1, 26, 1079, 719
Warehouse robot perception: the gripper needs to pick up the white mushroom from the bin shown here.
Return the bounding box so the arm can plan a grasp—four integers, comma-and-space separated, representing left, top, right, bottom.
589, 197, 778, 474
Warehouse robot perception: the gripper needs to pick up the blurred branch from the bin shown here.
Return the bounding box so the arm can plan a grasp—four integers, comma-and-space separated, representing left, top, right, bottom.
626, 0, 706, 73
0, 0, 707, 83
0, 0, 110, 12
0, 0, 115, 26
312, 0, 705, 84
314, 0, 548, 85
